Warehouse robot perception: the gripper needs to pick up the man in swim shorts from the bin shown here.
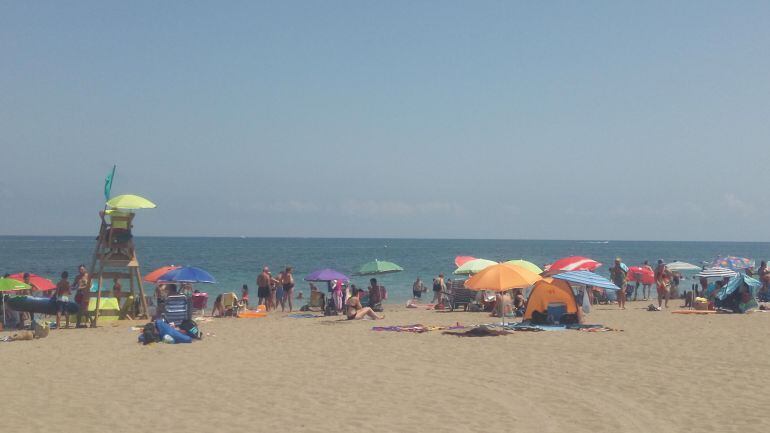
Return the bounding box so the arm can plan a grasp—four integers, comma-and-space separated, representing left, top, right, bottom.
256, 266, 275, 308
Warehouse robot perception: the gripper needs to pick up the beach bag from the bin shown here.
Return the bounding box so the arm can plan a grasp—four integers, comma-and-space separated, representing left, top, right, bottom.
179, 319, 202, 339
530, 310, 549, 325
141, 322, 160, 345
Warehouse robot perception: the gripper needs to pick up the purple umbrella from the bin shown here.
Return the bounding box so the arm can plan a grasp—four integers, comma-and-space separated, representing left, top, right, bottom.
304, 268, 350, 282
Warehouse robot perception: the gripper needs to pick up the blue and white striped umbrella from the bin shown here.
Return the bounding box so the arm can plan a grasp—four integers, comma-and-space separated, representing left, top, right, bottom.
552, 270, 621, 291
695, 267, 737, 279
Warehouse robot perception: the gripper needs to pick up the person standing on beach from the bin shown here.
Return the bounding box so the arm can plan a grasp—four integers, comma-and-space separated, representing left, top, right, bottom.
609, 258, 627, 309
18, 273, 39, 328
431, 274, 446, 304
642, 260, 654, 300
654, 259, 672, 308
54, 271, 71, 330
74, 265, 91, 327
273, 270, 284, 311
256, 267, 275, 309
281, 267, 295, 312
758, 261, 770, 301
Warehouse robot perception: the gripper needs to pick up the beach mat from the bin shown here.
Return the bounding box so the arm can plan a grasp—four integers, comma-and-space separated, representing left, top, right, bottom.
372, 323, 465, 333
288, 313, 323, 319
442, 326, 511, 337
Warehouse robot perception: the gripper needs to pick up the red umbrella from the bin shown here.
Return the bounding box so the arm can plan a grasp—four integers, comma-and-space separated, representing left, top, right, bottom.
627, 266, 654, 284
7, 273, 56, 291
454, 256, 476, 268
548, 256, 602, 273
144, 265, 180, 283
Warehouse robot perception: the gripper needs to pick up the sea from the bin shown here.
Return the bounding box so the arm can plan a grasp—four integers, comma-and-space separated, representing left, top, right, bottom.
1, 236, 767, 303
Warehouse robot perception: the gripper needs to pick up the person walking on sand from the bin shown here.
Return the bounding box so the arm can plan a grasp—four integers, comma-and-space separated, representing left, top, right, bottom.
54, 271, 71, 329
257, 266, 276, 308
281, 267, 295, 312
609, 258, 627, 309
655, 259, 672, 308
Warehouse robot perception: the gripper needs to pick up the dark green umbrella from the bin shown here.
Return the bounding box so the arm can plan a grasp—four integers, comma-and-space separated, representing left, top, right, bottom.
353, 260, 404, 276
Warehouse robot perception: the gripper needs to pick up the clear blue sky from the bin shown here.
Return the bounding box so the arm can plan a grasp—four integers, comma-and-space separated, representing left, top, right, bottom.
2, 1, 769, 240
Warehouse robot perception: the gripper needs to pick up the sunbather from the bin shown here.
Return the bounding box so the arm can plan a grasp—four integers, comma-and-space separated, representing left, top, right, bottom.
345, 288, 383, 320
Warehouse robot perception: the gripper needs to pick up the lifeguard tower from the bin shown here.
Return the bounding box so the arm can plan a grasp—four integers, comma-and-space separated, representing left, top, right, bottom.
88, 194, 155, 326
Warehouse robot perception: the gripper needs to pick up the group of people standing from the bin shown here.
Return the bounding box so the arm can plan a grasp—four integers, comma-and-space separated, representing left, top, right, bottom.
2, 265, 93, 330
253, 266, 296, 312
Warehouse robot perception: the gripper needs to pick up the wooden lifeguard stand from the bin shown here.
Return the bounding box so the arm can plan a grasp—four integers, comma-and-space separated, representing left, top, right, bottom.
88, 210, 150, 326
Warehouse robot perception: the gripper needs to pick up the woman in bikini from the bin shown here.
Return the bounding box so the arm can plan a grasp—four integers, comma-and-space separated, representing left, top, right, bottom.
345, 288, 383, 320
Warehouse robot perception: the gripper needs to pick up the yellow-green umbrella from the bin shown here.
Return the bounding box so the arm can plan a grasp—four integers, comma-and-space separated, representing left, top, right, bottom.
504, 260, 543, 274
0, 278, 31, 327
454, 258, 497, 275
106, 194, 156, 210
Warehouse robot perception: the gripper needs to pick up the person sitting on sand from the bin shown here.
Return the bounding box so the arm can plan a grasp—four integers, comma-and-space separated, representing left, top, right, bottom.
513, 289, 526, 316
345, 288, 384, 320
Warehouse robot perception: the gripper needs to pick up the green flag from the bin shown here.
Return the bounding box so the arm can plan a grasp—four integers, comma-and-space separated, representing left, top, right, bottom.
104, 165, 116, 201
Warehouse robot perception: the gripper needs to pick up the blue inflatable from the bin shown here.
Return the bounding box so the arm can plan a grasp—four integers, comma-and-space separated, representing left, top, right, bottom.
155, 319, 192, 344
6, 295, 79, 315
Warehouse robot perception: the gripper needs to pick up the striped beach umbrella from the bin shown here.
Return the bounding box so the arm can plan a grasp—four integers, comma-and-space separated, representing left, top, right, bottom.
695, 267, 738, 279
552, 270, 620, 291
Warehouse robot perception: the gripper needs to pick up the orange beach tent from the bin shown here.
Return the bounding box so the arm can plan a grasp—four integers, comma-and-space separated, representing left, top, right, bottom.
523, 278, 579, 321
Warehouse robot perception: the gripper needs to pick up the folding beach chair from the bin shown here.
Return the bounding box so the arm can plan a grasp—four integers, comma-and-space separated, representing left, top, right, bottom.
301, 291, 325, 312
163, 294, 191, 325
220, 292, 240, 317
191, 292, 208, 317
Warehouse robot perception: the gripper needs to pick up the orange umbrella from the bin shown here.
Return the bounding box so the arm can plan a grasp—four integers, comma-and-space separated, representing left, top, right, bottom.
144, 265, 180, 283
464, 263, 542, 292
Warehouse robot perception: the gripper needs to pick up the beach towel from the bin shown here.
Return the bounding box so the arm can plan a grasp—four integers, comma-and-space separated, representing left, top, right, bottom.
288, 313, 323, 319
442, 326, 510, 337
372, 323, 466, 333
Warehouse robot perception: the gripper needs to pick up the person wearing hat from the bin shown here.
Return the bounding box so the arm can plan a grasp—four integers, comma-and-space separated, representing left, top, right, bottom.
609, 258, 627, 309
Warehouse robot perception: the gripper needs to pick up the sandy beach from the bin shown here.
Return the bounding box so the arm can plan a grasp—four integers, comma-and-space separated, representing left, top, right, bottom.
2, 300, 768, 433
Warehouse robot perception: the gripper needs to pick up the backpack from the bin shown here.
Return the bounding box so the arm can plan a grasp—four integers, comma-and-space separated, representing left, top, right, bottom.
179, 319, 202, 339
141, 322, 160, 345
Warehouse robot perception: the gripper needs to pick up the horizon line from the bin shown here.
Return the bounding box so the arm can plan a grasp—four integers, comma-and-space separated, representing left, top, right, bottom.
0, 234, 768, 244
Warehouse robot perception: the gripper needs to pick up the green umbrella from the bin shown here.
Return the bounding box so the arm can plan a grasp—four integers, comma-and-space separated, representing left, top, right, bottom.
0, 278, 31, 327
504, 260, 543, 274
106, 194, 156, 210
454, 258, 497, 275
353, 260, 404, 276
0, 278, 30, 292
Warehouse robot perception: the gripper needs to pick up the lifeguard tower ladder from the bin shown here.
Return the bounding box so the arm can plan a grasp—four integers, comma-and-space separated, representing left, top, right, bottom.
88, 211, 150, 326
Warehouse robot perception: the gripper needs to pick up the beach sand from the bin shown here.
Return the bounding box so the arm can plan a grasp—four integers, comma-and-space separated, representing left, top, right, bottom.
2, 300, 769, 433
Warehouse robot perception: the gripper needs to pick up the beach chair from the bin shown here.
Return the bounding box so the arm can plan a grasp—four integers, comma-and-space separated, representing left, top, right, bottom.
163, 294, 190, 325
447, 280, 475, 311
191, 292, 208, 316
302, 291, 325, 312
220, 292, 239, 317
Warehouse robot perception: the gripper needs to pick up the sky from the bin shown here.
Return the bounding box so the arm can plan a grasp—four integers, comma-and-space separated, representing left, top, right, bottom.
1, 1, 769, 241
